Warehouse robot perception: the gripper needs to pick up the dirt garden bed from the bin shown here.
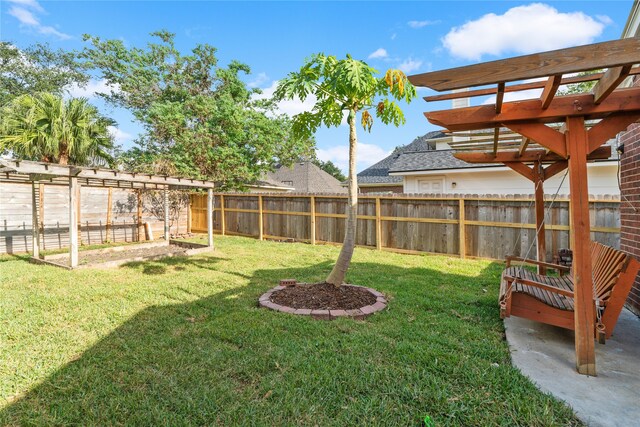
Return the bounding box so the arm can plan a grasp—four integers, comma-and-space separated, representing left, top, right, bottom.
259, 281, 387, 320
31, 240, 212, 269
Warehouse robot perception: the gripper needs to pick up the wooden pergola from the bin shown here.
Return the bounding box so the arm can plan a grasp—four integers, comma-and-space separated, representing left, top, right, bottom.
408, 37, 640, 375
0, 159, 216, 268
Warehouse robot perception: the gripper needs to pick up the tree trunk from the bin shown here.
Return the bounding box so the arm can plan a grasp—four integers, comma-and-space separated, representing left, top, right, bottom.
58, 144, 69, 165
326, 110, 358, 286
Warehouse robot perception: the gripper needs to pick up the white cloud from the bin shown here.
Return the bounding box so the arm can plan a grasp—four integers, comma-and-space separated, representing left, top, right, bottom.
408, 20, 438, 29
252, 80, 317, 117
391, 33, 397, 41
248, 72, 269, 88
8, 6, 38, 25
397, 58, 423, 74
6, 1, 71, 40
596, 15, 613, 26
38, 26, 72, 40
6, 0, 44, 12
443, 3, 607, 61
368, 48, 388, 60
66, 79, 120, 99
317, 143, 390, 172
107, 126, 133, 145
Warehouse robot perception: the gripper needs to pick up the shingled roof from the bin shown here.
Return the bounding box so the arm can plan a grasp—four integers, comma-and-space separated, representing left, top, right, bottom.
389, 149, 496, 173
356, 130, 444, 185
266, 161, 347, 193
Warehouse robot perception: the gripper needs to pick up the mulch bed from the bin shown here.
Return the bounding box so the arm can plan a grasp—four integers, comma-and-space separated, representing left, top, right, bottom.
270, 282, 377, 310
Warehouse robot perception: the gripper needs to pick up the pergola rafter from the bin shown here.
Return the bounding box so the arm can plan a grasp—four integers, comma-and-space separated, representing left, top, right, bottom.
0, 159, 216, 268
409, 37, 640, 376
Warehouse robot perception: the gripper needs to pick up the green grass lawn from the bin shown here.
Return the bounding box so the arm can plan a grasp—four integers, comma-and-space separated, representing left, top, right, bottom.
0, 236, 580, 426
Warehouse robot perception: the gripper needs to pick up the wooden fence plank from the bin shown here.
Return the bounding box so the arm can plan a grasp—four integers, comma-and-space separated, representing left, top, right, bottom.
188, 192, 620, 261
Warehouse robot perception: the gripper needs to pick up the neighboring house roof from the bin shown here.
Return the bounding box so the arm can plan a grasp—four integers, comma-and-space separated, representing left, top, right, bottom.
266, 161, 347, 193
248, 176, 295, 191
390, 138, 618, 174
389, 149, 495, 173
357, 130, 444, 185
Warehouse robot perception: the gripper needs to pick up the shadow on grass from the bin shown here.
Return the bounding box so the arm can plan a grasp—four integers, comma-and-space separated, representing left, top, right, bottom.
0, 258, 579, 426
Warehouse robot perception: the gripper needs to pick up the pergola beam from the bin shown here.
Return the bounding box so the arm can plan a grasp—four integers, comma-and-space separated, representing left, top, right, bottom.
409, 37, 640, 91
565, 116, 596, 376
495, 83, 505, 114
454, 146, 611, 164
504, 162, 534, 181
518, 138, 530, 157
587, 113, 640, 153
543, 161, 568, 180
423, 67, 640, 103
426, 88, 640, 132
540, 75, 562, 109
592, 65, 632, 104
0, 159, 216, 189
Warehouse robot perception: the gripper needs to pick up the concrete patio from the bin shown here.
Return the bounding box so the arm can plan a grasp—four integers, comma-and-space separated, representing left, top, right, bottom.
505, 309, 640, 427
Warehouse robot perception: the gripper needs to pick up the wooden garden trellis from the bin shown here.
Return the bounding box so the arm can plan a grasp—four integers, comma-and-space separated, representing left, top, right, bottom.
408, 37, 640, 375
0, 159, 216, 268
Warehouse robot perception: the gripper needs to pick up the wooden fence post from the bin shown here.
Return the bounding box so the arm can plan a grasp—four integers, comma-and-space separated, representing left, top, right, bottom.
459, 198, 466, 259
137, 189, 143, 241
258, 195, 264, 240
187, 193, 192, 234
38, 183, 44, 246
106, 187, 113, 243
31, 181, 40, 258
207, 188, 214, 247
164, 187, 170, 241
375, 197, 382, 250
220, 194, 226, 236
69, 177, 79, 268
77, 184, 82, 246
310, 195, 316, 245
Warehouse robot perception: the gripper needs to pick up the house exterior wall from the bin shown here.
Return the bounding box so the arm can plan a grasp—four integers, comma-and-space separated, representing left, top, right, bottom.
400, 163, 620, 195
620, 73, 640, 315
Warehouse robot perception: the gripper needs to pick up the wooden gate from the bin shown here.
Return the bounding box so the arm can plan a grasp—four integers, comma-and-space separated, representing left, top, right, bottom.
190, 194, 209, 232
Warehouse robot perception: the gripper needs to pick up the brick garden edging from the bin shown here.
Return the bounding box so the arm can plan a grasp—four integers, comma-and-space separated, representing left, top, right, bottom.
258, 283, 387, 320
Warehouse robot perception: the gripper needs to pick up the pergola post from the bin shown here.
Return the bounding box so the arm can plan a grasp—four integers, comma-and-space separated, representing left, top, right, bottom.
69, 177, 79, 268
207, 188, 214, 248
533, 161, 546, 274
565, 116, 596, 376
31, 180, 40, 259
164, 187, 170, 242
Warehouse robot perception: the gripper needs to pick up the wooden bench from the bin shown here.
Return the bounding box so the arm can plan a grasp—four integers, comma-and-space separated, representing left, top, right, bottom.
500, 242, 640, 341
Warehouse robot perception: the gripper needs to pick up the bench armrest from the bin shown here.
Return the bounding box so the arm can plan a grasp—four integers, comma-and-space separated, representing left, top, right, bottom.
505, 255, 571, 272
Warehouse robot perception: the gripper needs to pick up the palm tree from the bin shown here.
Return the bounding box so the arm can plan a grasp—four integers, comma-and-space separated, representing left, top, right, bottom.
0, 93, 116, 166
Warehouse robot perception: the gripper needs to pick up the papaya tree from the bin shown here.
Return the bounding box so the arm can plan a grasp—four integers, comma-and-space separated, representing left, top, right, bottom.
275, 54, 416, 286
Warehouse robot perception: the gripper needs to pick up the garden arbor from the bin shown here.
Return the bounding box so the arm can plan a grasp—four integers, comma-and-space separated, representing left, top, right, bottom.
0, 159, 216, 268
408, 37, 640, 375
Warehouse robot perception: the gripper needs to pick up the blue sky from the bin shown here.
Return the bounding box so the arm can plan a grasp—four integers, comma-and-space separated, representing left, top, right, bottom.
1, 0, 635, 172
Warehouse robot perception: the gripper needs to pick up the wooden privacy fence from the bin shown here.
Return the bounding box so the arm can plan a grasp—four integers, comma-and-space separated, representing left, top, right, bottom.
190, 193, 620, 261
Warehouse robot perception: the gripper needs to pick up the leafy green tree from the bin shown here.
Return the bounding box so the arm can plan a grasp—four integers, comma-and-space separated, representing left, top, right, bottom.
276, 54, 416, 286
82, 31, 314, 188
558, 70, 601, 95
0, 93, 116, 166
0, 42, 89, 106
312, 158, 346, 182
